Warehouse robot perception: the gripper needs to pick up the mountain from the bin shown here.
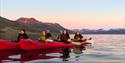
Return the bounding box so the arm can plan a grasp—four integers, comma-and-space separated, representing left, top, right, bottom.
16, 17, 42, 24
0, 16, 73, 40
72, 29, 125, 34
15, 17, 72, 32
0, 16, 36, 32
0, 16, 72, 32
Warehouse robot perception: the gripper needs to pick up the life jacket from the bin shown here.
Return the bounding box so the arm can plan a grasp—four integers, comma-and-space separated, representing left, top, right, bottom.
39, 35, 46, 41
56, 34, 62, 41
61, 34, 71, 43
45, 33, 52, 39
74, 34, 83, 41
61, 34, 68, 41
20, 35, 25, 39
18, 33, 29, 42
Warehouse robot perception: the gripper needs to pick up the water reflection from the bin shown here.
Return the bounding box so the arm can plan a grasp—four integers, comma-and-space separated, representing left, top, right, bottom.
0, 46, 86, 63
0, 49, 65, 63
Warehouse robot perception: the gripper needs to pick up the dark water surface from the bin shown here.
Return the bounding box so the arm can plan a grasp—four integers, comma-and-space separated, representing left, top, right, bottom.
0, 34, 125, 63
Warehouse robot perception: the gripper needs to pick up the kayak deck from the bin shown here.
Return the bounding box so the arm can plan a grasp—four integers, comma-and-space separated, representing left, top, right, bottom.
0, 39, 91, 51
20, 39, 74, 50
0, 40, 20, 50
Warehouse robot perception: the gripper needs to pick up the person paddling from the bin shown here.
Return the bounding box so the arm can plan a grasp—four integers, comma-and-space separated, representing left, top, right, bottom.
60, 30, 71, 61
73, 31, 86, 61
74, 31, 83, 42
38, 31, 46, 42
17, 29, 29, 42
61, 30, 71, 43
45, 30, 53, 42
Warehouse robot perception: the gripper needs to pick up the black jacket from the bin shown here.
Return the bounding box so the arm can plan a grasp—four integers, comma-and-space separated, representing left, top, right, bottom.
45, 33, 52, 39
17, 33, 29, 42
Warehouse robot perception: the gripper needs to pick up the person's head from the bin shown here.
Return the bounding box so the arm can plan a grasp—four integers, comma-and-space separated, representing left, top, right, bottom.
46, 30, 50, 33
60, 30, 63, 34
76, 31, 80, 35
63, 30, 68, 35
20, 29, 25, 34
41, 31, 46, 35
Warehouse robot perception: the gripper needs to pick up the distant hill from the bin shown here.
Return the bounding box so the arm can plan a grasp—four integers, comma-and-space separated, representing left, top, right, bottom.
0, 16, 73, 32
0, 16, 33, 32
72, 29, 125, 34
15, 17, 70, 32
0, 16, 73, 40
16, 17, 41, 24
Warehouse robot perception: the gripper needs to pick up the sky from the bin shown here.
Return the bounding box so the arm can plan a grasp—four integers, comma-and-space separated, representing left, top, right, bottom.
0, 0, 125, 29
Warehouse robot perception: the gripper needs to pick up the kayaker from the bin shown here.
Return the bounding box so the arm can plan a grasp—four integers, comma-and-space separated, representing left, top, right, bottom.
74, 31, 83, 42
73, 31, 86, 59
45, 30, 52, 40
61, 30, 71, 43
60, 30, 71, 61
17, 29, 29, 42
45, 30, 54, 42
38, 31, 46, 42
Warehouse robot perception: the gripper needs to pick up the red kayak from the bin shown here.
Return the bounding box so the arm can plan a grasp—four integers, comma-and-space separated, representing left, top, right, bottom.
0, 39, 90, 51
0, 40, 20, 50
20, 39, 74, 50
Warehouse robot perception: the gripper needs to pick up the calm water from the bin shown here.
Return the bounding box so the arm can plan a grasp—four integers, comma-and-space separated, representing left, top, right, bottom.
0, 34, 125, 63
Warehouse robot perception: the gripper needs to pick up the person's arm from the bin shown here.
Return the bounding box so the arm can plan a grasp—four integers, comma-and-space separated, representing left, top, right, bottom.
24, 34, 29, 39
17, 34, 21, 42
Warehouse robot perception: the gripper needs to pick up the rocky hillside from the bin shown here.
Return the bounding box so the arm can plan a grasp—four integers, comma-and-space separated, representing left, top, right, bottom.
15, 17, 68, 32
0, 16, 73, 40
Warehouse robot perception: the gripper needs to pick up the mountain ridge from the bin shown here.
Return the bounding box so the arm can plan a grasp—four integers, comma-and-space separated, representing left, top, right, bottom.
0, 16, 73, 40
72, 28, 125, 34
16, 17, 42, 24
0, 16, 73, 33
